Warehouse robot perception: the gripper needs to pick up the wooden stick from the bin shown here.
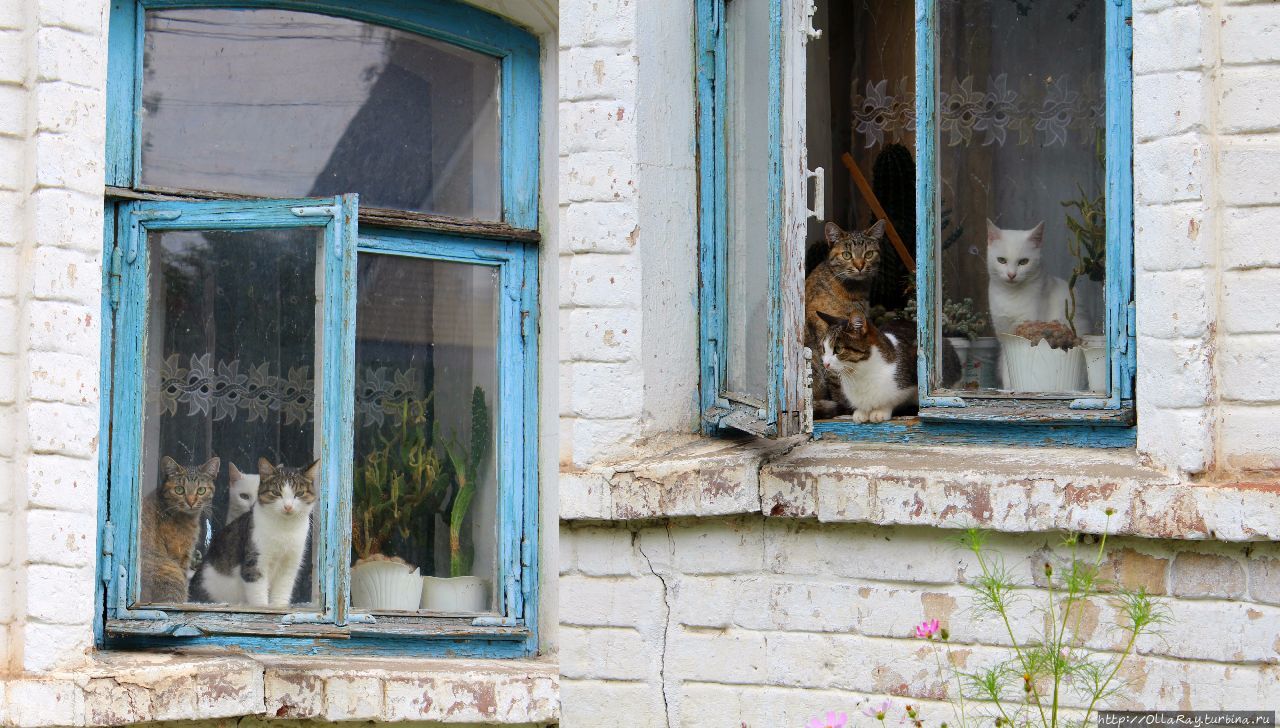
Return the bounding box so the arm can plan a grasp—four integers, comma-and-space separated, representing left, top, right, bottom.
841, 152, 915, 273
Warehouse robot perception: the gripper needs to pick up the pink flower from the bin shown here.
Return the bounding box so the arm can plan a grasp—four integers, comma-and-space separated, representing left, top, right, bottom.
807, 711, 848, 728
862, 700, 893, 720
914, 618, 941, 639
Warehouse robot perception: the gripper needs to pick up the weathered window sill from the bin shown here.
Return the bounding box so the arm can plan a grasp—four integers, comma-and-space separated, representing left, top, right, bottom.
559, 437, 1280, 541
0, 652, 558, 727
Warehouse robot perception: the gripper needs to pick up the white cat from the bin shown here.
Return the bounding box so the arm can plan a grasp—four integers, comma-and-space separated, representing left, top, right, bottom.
986, 219, 1074, 336
225, 462, 259, 525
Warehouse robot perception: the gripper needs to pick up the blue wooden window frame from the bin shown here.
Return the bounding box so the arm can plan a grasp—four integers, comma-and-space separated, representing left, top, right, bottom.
697, 0, 1136, 448
98, 0, 541, 658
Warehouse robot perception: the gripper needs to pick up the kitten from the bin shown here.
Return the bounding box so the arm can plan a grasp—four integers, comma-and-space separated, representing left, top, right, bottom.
190, 457, 318, 608
817, 312, 962, 422
817, 311, 917, 423
138, 456, 219, 604
805, 220, 885, 415
985, 220, 1074, 336
225, 462, 259, 525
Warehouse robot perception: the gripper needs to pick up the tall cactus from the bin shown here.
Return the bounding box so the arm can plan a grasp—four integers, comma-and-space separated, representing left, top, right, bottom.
445, 387, 491, 578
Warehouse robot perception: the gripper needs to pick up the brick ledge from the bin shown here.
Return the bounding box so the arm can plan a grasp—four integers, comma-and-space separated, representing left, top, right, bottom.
559, 437, 1280, 541
0, 652, 559, 726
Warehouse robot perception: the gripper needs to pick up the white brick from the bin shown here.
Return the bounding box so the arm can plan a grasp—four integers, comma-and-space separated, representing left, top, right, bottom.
1222, 269, 1280, 334
1223, 206, 1280, 269
1220, 66, 1280, 134
1134, 269, 1213, 339
562, 151, 637, 203
1134, 203, 1215, 273
25, 564, 95, 624
1136, 337, 1214, 408
321, 676, 382, 722
570, 416, 640, 468
565, 253, 642, 308
26, 299, 99, 357
21, 621, 93, 671
35, 80, 103, 135
4, 676, 83, 725
1139, 403, 1213, 475
27, 400, 98, 457
559, 0, 636, 49
667, 629, 766, 684
26, 453, 98, 514
563, 201, 640, 253
570, 362, 643, 418
561, 46, 637, 102
1134, 135, 1210, 205
0, 136, 24, 191
1219, 141, 1280, 206
560, 625, 656, 680
1220, 404, 1280, 471
663, 518, 765, 575
0, 31, 27, 85
1221, 5, 1280, 65
31, 187, 105, 252
0, 84, 24, 137
0, 354, 15, 403
559, 574, 664, 630
1133, 5, 1211, 74
28, 350, 99, 405
560, 100, 636, 154
561, 680, 666, 728
0, 299, 18, 354
0, 512, 10, 565
1134, 72, 1207, 142
568, 307, 640, 362
38, 1, 105, 35
33, 130, 103, 193
0, 1, 21, 30
570, 526, 648, 577
29, 245, 98, 303
1220, 334, 1280, 402
25, 508, 95, 567
35, 27, 102, 87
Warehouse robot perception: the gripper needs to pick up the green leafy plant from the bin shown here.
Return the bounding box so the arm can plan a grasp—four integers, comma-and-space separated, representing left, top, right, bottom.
1062, 138, 1107, 335
441, 387, 491, 578
918, 514, 1169, 728
351, 396, 441, 562
884, 295, 988, 340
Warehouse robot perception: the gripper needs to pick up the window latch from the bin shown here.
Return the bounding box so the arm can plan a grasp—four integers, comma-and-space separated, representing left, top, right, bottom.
804, 0, 822, 39
805, 167, 825, 221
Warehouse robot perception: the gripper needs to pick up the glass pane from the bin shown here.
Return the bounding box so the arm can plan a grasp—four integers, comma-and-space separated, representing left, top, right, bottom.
723, 0, 772, 404
140, 8, 502, 220
937, 0, 1106, 395
138, 228, 323, 611
351, 254, 500, 614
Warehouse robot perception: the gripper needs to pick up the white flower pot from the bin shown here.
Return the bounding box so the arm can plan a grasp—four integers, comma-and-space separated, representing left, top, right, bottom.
351, 558, 422, 611
421, 576, 488, 613
1081, 335, 1107, 393
969, 337, 1001, 389
947, 337, 971, 368
997, 333, 1086, 393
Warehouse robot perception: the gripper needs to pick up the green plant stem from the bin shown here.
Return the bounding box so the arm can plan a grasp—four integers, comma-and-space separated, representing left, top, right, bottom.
975, 548, 1049, 728
931, 639, 969, 728
1080, 627, 1137, 728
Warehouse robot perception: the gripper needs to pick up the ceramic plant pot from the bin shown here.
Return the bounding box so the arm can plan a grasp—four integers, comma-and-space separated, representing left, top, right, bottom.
997, 333, 1086, 393
1081, 335, 1107, 393
351, 557, 422, 611
421, 576, 488, 613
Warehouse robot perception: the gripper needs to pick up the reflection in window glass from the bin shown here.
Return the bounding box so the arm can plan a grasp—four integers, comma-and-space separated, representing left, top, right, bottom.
723, 0, 772, 404
938, 0, 1106, 395
351, 254, 499, 614
141, 9, 502, 220
139, 228, 322, 610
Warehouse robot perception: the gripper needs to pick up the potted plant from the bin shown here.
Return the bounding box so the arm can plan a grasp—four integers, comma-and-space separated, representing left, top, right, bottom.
940, 297, 986, 383
421, 387, 492, 613
999, 320, 1085, 392
351, 396, 441, 611
1063, 144, 1108, 392
884, 297, 993, 389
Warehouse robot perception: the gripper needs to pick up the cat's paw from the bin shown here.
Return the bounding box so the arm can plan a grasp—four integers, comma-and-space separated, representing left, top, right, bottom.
868, 409, 892, 423
851, 409, 871, 423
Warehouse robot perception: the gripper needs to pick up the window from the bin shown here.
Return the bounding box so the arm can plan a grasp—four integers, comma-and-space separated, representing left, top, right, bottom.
99, 1, 540, 657
698, 0, 1135, 447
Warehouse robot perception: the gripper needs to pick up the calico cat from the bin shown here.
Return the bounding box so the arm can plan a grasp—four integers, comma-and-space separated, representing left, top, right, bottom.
225, 462, 259, 525
190, 458, 318, 608
805, 220, 885, 416
817, 311, 962, 422
138, 456, 219, 604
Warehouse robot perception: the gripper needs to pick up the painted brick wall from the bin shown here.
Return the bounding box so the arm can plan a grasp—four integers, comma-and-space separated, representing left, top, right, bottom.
0, 0, 107, 674
560, 518, 1280, 727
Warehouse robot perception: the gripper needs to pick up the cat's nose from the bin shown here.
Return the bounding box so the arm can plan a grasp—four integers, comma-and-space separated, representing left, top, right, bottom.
283, 503, 295, 513
1006, 272, 1016, 280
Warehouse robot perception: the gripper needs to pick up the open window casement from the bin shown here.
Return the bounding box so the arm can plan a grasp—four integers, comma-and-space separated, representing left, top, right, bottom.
699, 0, 815, 438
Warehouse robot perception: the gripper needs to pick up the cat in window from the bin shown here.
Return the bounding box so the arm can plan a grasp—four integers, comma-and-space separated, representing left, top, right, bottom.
139, 456, 219, 604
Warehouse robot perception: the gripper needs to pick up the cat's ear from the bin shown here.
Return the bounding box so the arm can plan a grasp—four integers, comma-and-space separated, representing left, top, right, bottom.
823, 222, 844, 246
198, 457, 220, 479
1028, 222, 1045, 247
850, 316, 866, 334
816, 310, 844, 328
161, 456, 181, 479
258, 457, 275, 479
303, 459, 320, 484
986, 218, 1001, 242
865, 219, 886, 241
228, 462, 243, 482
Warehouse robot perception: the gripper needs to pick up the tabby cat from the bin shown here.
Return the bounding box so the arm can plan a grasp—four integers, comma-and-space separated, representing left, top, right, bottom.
817, 311, 962, 423
805, 220, 885, 417
191, 458, 318, 608
138, 456, 219, 604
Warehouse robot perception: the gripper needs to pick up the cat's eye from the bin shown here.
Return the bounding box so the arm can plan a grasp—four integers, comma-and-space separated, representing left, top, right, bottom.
173, 486, 185, 494
196, 487, 206, 495
997, 257, 1007, 264
1018, 258, 1029, 266
866, 251, 877, 258
842, 252, 852, 260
